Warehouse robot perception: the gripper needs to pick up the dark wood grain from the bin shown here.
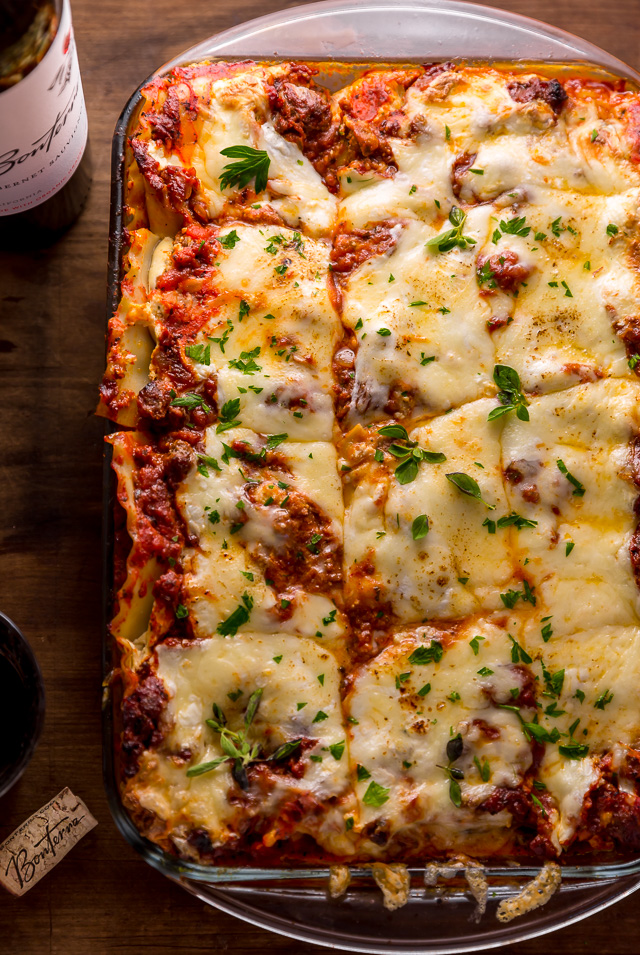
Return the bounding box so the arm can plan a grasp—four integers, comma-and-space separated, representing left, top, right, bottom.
1, 1, 639, 951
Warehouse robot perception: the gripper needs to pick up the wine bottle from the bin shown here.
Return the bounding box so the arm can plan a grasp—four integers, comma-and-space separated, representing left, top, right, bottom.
0, 0, 91, 245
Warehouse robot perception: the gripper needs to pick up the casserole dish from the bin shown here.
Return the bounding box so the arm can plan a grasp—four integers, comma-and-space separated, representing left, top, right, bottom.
102, 1, 640, 949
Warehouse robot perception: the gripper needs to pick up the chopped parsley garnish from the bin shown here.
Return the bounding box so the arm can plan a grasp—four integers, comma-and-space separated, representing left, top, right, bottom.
175, 603, 189, 620
487, 364, 529, 422
496, 215, 531, 239
477, 260, 496, 288
265, 432, 288, 449
445, 472, 495, 509
216, 592, 253, 636
508, 633, 532, 664
469, 636, 484, 655
322, 609, 337, 626
477, 667, 493, 676
356, 764, 371, 781
197, 454, 221, 477
329, 741, 345, 761
574, 688, 585, 703
426, 206, 476, 254
594, 689, 614, 710
409, 640, 444, 665
170, 392, 212, 414
219, 145, 270, 193
417, 683, 431, 696
216, 397, 242, 434
307, 532, 323, 554
606, 223, 619, 237
228, 347, 262, 375
219, 229, 240, 249
557, 459, 585, 496
185, 343, 211, 365
565, 541, 575, 556
362, 780, 390, 807
238, 299, 250, 321
541, 615, 553, 643
395, 671, 411, 689
377, 327, 392, 336
273, 655, 283, 664
420, 353, 436, 365
207, 509, 220, 525
559, 741, 589, 759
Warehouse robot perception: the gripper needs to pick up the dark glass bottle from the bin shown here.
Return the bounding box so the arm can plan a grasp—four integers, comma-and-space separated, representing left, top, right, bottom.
0, 0, 91, 246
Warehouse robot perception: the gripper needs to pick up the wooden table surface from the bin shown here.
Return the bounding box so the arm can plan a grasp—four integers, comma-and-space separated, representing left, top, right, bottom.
2, 0, 640, 951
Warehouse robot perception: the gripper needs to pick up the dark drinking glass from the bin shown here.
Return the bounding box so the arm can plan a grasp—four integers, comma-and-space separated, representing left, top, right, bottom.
0, 612, 45, 798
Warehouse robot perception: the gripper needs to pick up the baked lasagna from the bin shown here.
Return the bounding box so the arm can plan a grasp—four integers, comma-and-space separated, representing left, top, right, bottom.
100, 60, 640, 867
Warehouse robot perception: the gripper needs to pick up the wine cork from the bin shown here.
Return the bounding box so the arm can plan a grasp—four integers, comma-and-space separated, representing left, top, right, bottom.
0, 788, 97, 896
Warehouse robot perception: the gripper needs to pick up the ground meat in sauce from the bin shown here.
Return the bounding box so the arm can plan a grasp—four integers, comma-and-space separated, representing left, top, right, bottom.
580, 784, 640, 851
383, 384, 416, 420
121, 672, 168, 776
504, 459, 541, 504
451, 151, 477, 198
244, 483, 342, 594
479, 787, 536, 825
333, 334, 356, 421
331, 223, 398, 277
507, 77, 568, 115
146, 85, 198, 146
270, 78, 333, 149
477, 251, 532, 293
487, 314, 512, 333
130, 138, 201, 220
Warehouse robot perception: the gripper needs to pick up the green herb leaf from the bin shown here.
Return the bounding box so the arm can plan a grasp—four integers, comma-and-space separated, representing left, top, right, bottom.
220, 145, 271, 193
329, 741, 346, 761
557, 459, 585, 496
270, 738, 303, 761
426, 206, 476, 254
559, 742, 589, 759
412, 515, 429, 539
185, 343, 211, 365
217, 592, 253, 636
171, 392, 212, 414
362, 780, 390, 807
474, 755, 491, 782
408, 640, 444, 665
594, 689, 614, 710
356, 764, 371, 781
445, 472, 495, 509
219, 229, 240, 249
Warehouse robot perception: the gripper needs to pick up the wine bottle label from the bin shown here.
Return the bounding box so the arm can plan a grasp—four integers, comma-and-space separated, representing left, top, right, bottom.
0, 0, 88, 217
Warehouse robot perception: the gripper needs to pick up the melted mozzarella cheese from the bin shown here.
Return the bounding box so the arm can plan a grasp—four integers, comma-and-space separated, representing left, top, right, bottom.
500, 379, 640, 639
344, 399, 516, 621
176, 427, 345, 643
346, 620, 533, 849
492, 188, 640, 391
341, 214, 495, 423
125, 633, 354, 855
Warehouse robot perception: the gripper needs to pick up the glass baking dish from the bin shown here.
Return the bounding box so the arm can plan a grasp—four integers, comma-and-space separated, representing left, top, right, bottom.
102, 1, 640, 950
